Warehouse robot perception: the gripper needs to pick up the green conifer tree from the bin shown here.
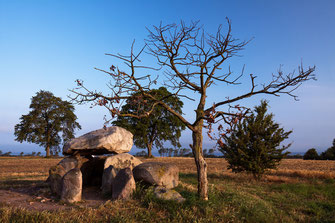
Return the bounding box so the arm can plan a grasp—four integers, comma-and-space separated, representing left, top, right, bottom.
219, 100, 291, 179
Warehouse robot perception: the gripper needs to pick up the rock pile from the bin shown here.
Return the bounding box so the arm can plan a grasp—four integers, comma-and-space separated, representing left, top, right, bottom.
47, 126, 184, 203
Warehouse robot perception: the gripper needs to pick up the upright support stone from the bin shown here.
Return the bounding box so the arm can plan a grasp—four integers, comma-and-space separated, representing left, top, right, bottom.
112, 168, 136, 200
61, 168, 82, 203
48, 156, 86, 196
102, 153, 142, 196
101, 165, 117, 195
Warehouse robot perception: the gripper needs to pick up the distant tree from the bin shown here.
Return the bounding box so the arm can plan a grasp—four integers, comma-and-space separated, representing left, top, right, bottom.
320, 139, 335, 160
203, 149, 208, 157
178, 148, 185, 157
303, 148, 319, 160
36, 152, 41, 156
51, 150, 60, 157
135, 151, 147, 157
14, 90, 81, 157
219, 101, 291, 180
19, 152, 24, 156
167, 148, 173, 157
158, 148, 163, 157
206, 148, 216, 158
31, 152, 36, 156
112, 87, 185, 158
0, 150, 2, 155
285, 154, 303, 159
173, 149, 179, 157
3, 151, 12, 156
163, 148, 167, 157
181, 148, 191, 157
158, 148, 167, 157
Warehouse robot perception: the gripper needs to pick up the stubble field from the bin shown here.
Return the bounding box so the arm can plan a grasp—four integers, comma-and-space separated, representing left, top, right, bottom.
0, 156, 334, 222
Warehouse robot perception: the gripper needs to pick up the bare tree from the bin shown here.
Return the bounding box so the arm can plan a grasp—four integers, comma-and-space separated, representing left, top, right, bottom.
70, 19, 315, 200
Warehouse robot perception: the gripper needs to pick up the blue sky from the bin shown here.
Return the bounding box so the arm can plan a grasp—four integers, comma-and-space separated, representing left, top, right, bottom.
0, 0, 334, 155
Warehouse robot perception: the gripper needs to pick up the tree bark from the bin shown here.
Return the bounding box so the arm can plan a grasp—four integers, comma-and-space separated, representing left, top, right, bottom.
188, 88, 209, 200
192, 120, 208, 200
45, 145, 50, 157
147, 141, 153, 158
45, 124, 51, 157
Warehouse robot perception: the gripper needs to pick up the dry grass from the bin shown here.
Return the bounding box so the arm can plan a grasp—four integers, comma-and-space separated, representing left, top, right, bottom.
142, 157, 335, 181
0, 156, 334, 183
0, 157, 61, 181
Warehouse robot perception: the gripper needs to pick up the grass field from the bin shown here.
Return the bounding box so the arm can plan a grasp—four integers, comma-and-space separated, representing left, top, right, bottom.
0, 156, 334, 222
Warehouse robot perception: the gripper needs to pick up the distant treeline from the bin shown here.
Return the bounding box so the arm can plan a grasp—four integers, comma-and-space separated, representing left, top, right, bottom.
135, 148, 222, 158
303, 139, 335, 160
0, 150, 45, 157
135, 149, 306, 159
0, 149, 64, 157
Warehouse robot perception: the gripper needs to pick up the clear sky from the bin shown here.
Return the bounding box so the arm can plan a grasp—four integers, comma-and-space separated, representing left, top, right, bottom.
0, 0, 334, 155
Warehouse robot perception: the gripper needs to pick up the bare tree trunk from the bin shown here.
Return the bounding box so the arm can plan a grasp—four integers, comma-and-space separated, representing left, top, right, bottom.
46, 128, 51, 157
192, 123, 208, 200
148, 148, 152, 158
45, 145, 50, 157
147, 142, 153, 158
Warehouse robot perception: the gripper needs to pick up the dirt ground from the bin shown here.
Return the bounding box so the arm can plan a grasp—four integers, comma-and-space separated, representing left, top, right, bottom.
0, 186, 108, 211
0, 157, 334, 211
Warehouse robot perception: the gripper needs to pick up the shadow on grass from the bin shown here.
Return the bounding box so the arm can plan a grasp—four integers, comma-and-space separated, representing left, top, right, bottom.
0, 179, 48, 194
132, 181, 221, 222
180, 172, 254, 184
0, 179, 45, 187
0, 179, 58, 206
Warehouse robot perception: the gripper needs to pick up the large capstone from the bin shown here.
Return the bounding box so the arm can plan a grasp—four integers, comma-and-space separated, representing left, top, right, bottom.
63, 126, 133, 156
133, 162, 179, 189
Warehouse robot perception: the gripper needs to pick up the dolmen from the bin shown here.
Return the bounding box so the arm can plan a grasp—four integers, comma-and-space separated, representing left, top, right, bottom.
47, 126, 184, 203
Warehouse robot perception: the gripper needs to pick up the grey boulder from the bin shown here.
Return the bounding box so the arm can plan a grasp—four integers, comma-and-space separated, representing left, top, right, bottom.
112, 168, 136, 200
61, 168, 82, 203
133, 162, 179, 189
63, 126, 133, 155
104, 153, 142, 170
101, 153, 142, 195
101, 154, 142, 195
48, 156, 85, 196
154, 186, 185, 203
101, 165, 117, 195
